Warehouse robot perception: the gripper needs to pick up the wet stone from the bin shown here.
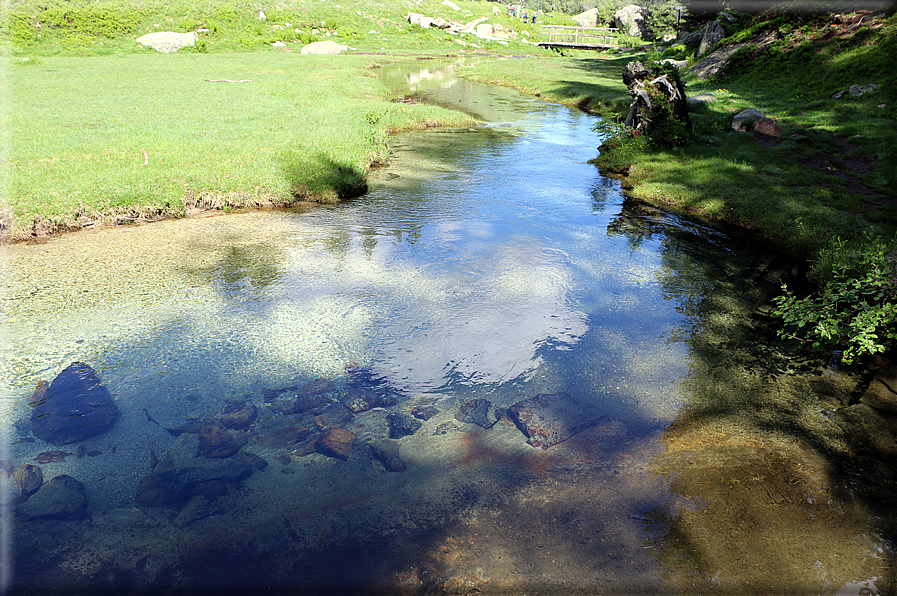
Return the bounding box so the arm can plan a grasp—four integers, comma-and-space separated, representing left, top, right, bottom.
508, 392, 609, 449
258, 418, 312, 449
18, 474, 87, 521
860, 366, 897, 414
455, 399, 493, 428
369, 439, 407, 472
315, 428, 356, 461
135, 460, 253, 506
219, 402, 257, 431
234, 451, 268, 471
29, 362, 119, 446
386, 413, 422, 439
173, 495, 210, 529
299, 377, 337, 396
273, 393, 333, 416
314, 406, 353, 432
198, 418, 248, 458
342, 389, 397, 414
411, 404, 439, 421
13, 464, 43, 497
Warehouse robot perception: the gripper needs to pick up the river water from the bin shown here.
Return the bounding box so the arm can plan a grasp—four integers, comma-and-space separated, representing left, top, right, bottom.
2, 60, 892, 594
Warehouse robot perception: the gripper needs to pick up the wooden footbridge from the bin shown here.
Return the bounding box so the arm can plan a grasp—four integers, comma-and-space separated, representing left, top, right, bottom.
537, 25, 620, 50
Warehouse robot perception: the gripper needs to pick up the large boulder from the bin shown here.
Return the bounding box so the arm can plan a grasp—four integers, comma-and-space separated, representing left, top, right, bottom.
732, 108, 782, 137
29, 362, 118, 446
572, 8, 602, 28
18, 475, 87, 521
614, 5, 653, 39
697, 21, 726, 57
136, 31, 198, 54
300, 41, 349, 55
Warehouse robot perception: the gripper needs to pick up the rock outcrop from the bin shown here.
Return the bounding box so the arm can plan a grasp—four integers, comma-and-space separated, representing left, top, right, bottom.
30, 362, 119, 446
136, 31, 198, 54
697, 21, 726, 57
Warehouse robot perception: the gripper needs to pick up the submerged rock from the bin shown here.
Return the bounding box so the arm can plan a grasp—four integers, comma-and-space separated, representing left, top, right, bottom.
411, 404, 439, 420
342, 389, 397, 414
198, 418, 248, 458
386, 413, 422, 439
507, 392, 609, 449
455, 399, 493, 428
19, 475, 87, 521
13, 464, 43, 497
135, 460, 253, 507
219, 402, 257, 431
315, 428, 356, 461
29, 362, 119, 446
369, 440, 406, 472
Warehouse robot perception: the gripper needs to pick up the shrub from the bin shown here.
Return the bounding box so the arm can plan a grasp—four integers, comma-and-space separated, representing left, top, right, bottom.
773, 233, 897, 365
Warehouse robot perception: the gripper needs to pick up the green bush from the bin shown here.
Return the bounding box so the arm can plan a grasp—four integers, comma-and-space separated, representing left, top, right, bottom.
773, 233, 897, 364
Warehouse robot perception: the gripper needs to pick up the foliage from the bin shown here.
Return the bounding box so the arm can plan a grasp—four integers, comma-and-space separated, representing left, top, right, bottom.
773, 234, 897, 364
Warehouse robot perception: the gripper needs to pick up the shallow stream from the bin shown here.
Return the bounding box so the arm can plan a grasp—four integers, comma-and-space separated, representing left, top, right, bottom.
2, 60, 892, 594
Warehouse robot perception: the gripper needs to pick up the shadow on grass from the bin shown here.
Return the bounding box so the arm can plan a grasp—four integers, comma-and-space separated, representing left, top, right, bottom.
278, 150, 369, 204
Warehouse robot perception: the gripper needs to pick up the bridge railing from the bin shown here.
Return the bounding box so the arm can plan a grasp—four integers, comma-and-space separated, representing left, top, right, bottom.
538, 25, 619, 47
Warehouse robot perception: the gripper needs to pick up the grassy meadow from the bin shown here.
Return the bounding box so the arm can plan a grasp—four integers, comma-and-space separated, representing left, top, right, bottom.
8, 52, 475, 233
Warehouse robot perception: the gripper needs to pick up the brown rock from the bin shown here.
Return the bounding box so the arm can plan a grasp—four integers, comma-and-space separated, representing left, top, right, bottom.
198, 418, 248, 458
834, 403, 897, 457
861, 366, 897, 414
369, 440, 406, 472
508, 392, 609, 449
219, 403, 257, 431
315, 428, 356, 461
13, 464, 43, 496
754, 118, 783, 138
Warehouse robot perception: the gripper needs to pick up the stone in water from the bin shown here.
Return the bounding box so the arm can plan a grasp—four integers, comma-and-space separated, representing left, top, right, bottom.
507, 392, 608, 449
30, 362, 119, 446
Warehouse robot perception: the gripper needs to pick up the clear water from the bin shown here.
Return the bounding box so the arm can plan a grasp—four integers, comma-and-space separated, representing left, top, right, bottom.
1, 61, 890, 594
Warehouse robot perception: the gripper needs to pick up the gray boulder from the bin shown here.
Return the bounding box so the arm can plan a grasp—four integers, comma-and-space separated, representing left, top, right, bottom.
19, 475, 87, 521
572, 8, 602, 28
614, 5, 653, 39
831, 83, 880, 100
29, 362, 118, 446
697, 21, 726, 57
687, 43, 747, 80
136, 31, 198, 54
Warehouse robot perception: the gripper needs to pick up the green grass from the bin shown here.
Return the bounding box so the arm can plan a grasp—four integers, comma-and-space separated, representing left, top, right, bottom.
7, 52, 476, 235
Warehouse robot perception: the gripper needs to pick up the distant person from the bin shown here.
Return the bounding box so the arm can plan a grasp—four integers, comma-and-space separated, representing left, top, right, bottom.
532, 11, 537, 23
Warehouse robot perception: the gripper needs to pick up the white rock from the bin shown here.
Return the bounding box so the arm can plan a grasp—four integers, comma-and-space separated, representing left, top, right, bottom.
442, 0, 460, 10
300, 40, 349, 54
136, 31, 198, 54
